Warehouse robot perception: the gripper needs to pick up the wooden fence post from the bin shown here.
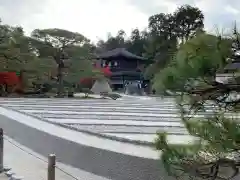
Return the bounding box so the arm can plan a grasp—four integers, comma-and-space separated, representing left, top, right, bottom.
48, 154, 56, 180
0, 128, 3, 172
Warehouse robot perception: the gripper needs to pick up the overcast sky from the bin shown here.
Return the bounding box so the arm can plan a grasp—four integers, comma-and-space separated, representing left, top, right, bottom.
0, 0, 239, 42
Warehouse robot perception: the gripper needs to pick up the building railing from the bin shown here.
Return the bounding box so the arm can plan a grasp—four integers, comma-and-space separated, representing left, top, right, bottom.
110, 67, 138, 72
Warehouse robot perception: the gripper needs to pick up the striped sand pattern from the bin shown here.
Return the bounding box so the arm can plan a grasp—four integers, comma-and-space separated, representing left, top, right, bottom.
0, 96, 196, 144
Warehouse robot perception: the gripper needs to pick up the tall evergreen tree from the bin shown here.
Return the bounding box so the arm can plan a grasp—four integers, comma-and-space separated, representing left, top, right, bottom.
154, 31, 240, 180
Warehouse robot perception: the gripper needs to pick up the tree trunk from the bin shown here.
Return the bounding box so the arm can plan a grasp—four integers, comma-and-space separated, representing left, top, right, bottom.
57, 65, 64, 96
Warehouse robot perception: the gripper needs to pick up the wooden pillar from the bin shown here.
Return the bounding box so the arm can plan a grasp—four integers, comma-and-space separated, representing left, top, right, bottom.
0, 128, 3, 172
48, 154, 56, 180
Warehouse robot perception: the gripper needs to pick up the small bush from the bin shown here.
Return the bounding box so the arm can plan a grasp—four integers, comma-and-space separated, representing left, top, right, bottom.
100, 92, 122, 100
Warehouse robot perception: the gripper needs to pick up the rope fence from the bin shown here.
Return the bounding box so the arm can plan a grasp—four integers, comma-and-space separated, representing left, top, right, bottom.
0, 128, 80, 180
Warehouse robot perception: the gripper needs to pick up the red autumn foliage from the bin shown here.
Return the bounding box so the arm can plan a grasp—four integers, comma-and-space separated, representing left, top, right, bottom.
0, 72, 20, 86
79, 66, 112, 86
101, 66, 112, 77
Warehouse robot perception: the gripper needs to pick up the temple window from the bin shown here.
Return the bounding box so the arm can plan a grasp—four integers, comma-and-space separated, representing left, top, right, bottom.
102, 60, 106, 67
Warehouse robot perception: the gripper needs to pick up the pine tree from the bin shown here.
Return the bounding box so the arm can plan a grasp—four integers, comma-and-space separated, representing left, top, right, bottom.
154, 31, 240, 180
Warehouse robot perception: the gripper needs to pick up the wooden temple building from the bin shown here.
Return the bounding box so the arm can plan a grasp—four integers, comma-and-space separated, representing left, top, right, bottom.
216, 55, 240, 83
94, 48, 150, 90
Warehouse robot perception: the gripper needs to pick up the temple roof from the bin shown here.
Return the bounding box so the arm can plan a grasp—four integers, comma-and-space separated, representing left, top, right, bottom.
95, 48, 146, 61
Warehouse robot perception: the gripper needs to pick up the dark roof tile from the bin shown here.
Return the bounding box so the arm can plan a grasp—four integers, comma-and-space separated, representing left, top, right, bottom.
95, 48, 146, 60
